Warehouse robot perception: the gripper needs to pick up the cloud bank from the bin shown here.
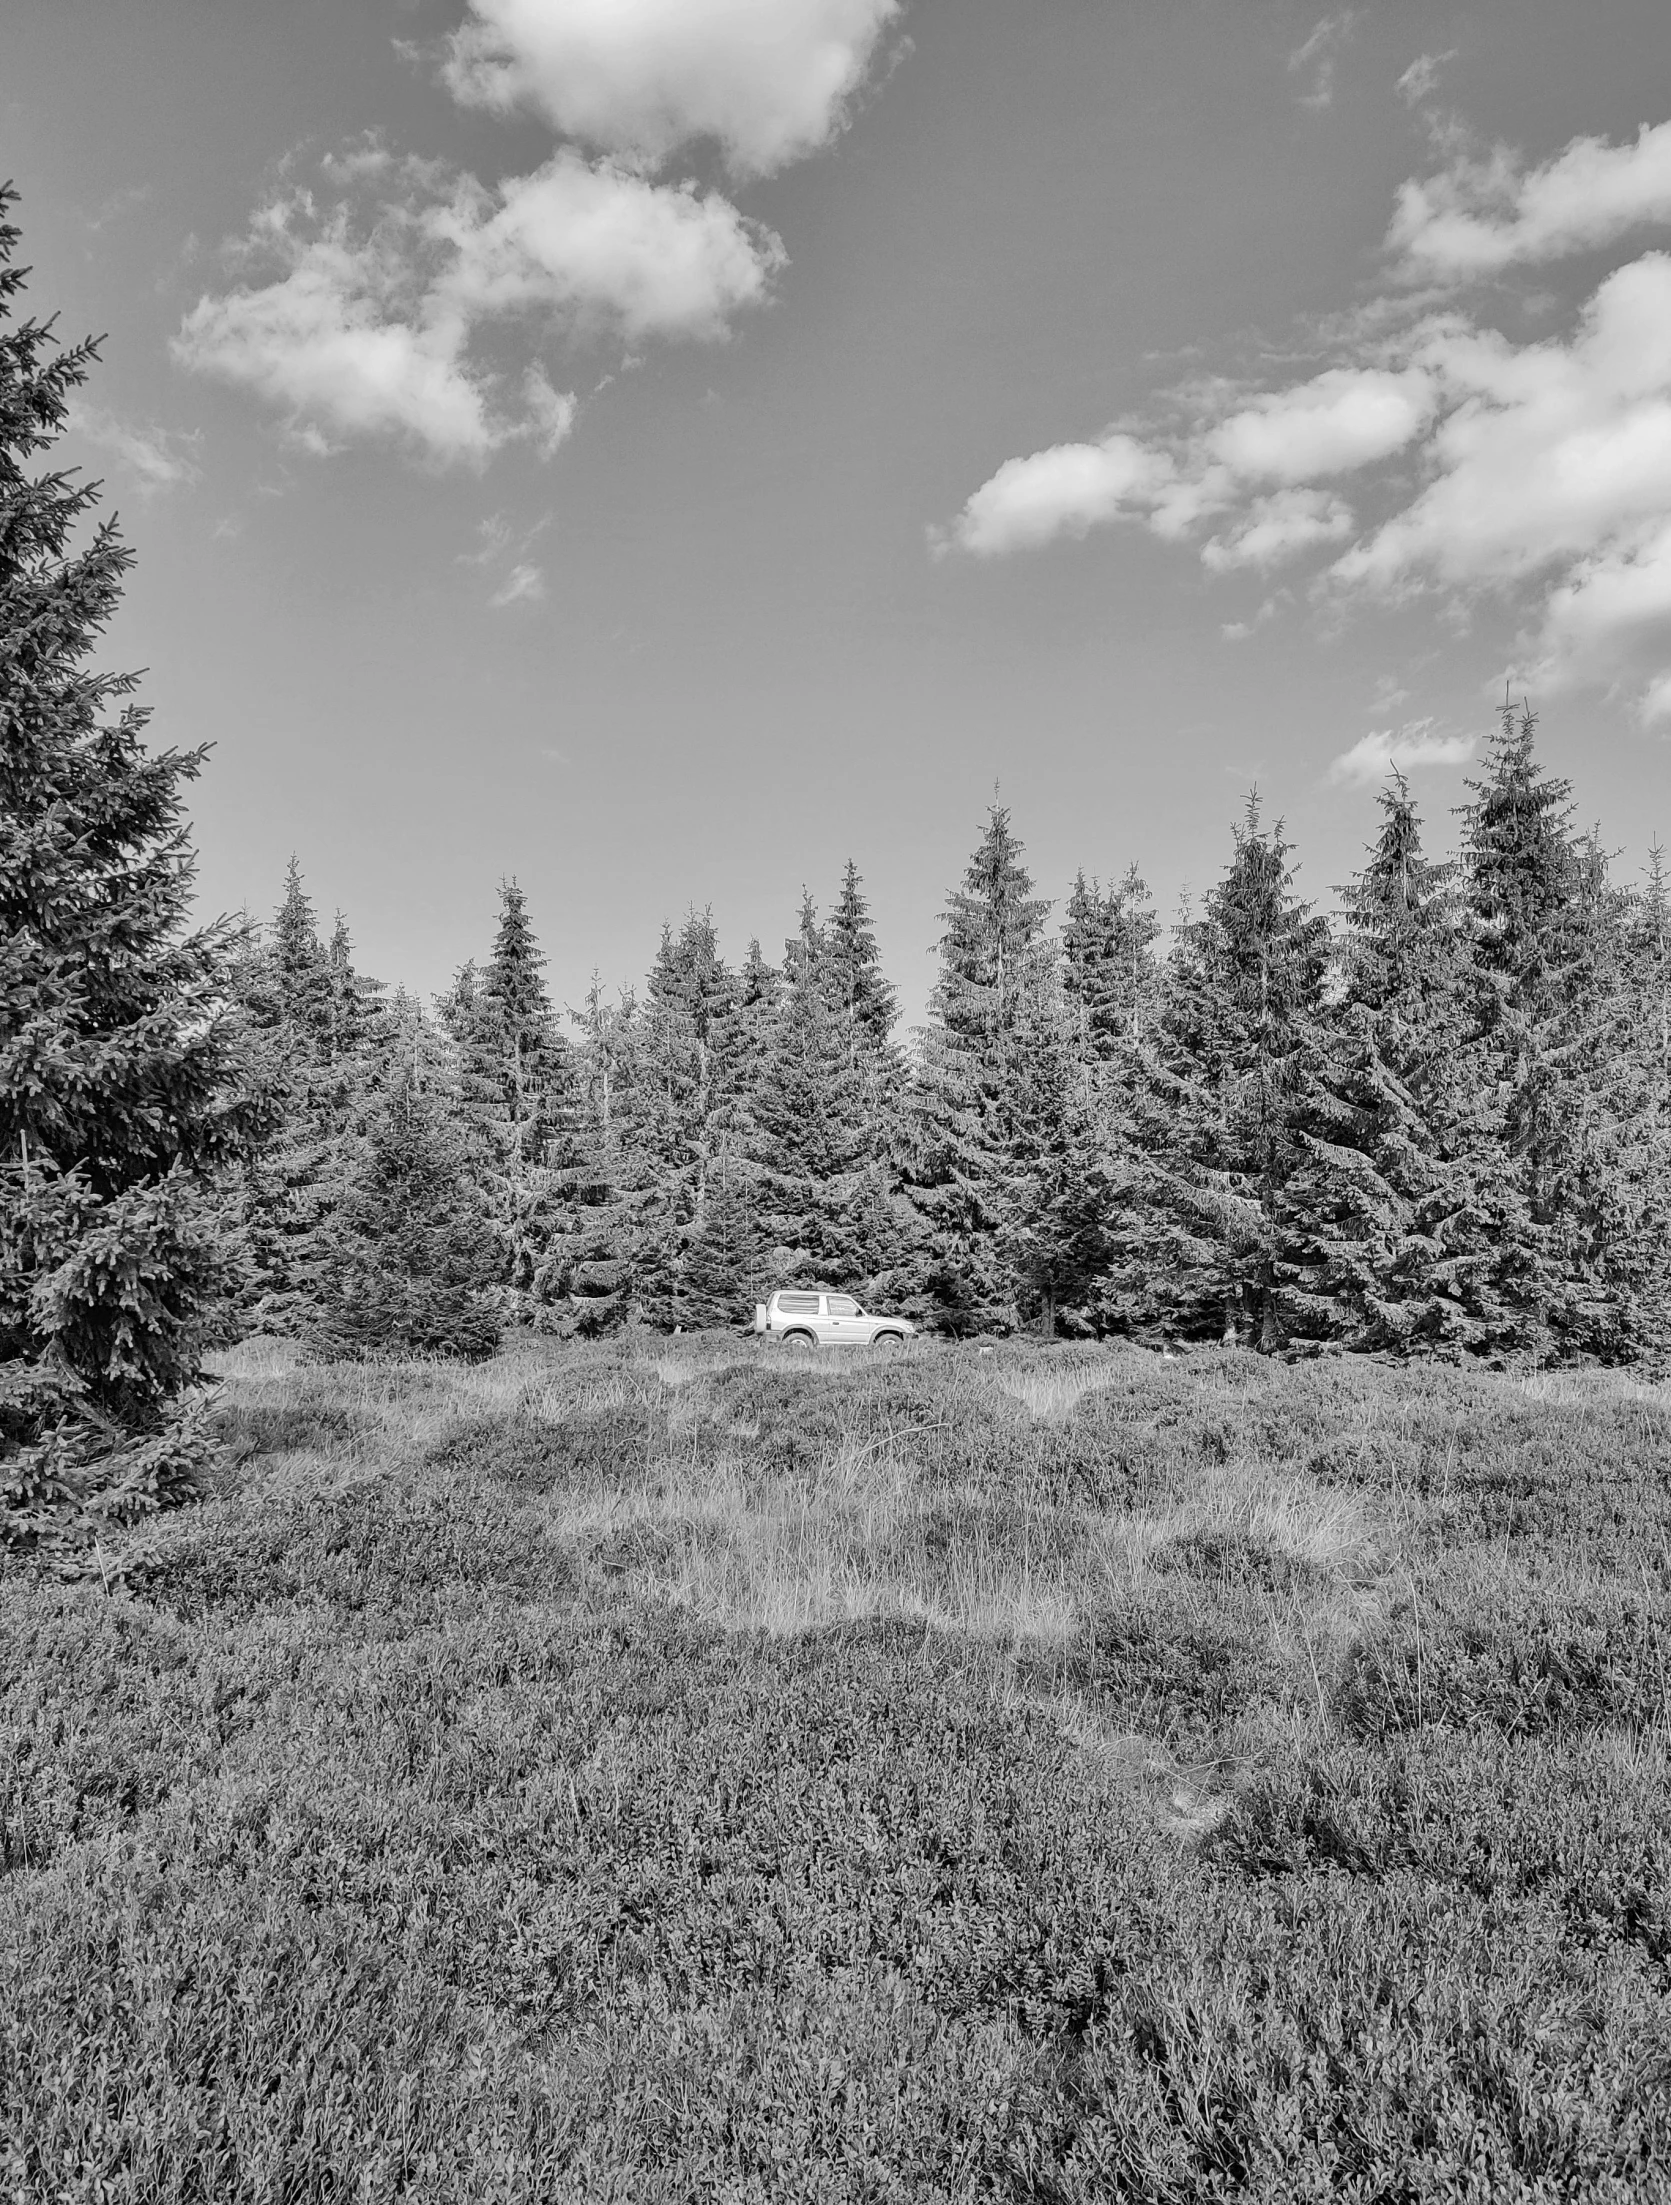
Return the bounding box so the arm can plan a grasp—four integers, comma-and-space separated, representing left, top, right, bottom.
941, 111, 1671, 726
178, 0, 899, 463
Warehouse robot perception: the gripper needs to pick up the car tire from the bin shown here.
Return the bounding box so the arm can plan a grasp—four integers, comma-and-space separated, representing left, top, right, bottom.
783, 1331, 815, 1354
872, 1332, 903, 1352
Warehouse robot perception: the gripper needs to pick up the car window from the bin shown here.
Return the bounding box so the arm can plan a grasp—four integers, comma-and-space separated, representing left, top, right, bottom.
827, 1295, 860, 1318
777, 1293, 820, 1314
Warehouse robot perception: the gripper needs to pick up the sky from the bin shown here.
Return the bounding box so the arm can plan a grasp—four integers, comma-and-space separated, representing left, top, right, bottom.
5, 0, 1671, 1029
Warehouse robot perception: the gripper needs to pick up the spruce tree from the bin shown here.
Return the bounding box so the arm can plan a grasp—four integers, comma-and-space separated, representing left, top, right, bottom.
445, 880, 571, 1309
270, 857, 334, 1050
680, 1143, 766, 1328
1277, 779, 1528, 1355
535, 974, 645, 1332
1134, 800, 1329, 1348
226, 865, 373, 1335
0, 191, 263, 1538
827, 861, 900, 1062
994, 973, 1113, 1334
315, 995, 500, 1359
325, 912, 386, 1069
748, 902, 879, 1286
904, 805, 1054, 1331
625, 910, 739, 1323
1546, 831, 1671, 1358
1062, 863, 1161, 1056
1457, 705, 1639, 1356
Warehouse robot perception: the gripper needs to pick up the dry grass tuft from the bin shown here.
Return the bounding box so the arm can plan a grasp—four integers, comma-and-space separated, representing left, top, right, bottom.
991, 1363, 1126, 1421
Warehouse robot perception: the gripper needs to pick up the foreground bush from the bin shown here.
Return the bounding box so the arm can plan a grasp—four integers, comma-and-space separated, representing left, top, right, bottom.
4, 1341, 1670, 2199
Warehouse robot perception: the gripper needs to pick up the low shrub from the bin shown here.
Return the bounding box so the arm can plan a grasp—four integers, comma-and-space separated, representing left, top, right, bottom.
7, 1343, 1671, 2198
1211, 1730, 1671, 1961
1338, 1572, 1671, 1740
1036, 1586, 1311, 1747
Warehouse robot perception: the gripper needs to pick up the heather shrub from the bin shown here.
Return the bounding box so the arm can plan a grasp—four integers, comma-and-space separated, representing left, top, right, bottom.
5, 1342, 1671, 2199
1212, 1730, 1671, 1961
1338, 1569, 1671, 1739
1043, 1586, 1311, 1746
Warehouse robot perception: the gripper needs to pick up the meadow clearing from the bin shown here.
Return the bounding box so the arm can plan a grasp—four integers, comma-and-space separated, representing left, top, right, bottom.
4, 1334, 1671, 2202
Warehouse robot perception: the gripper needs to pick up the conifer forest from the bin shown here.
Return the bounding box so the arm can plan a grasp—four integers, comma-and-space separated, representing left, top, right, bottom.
8, 149, 1671, 2203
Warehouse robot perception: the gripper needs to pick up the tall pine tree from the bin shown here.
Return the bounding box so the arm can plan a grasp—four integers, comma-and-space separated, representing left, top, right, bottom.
440, 880, 571, 1312
1277, 777, 1527, 1354
1132, 800, 1329, 1348
1, 192, 264, 1540
904, 805, 1055, 1331
748, 895, 881, 1288
315, 995, 500, 1360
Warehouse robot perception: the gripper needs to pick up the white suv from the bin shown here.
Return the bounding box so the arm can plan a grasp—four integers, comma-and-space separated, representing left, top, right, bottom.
754, 1289, 915, 1352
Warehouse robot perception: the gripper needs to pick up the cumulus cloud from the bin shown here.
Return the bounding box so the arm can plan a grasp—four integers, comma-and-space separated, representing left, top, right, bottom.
178, 1, 894, 464
435, 153, 782, 342
176, 160, 776, 463
1208, 368, 1435, 482
941, 112, 1671, 722
935, 434, 1174, 557
1328, 721, 1475, 783
65, 402, 201, 493
943, 367, 1430, 562
444, 0, 901, 177
176, 200, 501, 463
1335, 256, 1671, 593
1390, 119, 1671, 279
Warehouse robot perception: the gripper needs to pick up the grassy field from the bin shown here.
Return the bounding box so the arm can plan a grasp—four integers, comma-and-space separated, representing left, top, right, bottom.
5, 1334, 1671, 2202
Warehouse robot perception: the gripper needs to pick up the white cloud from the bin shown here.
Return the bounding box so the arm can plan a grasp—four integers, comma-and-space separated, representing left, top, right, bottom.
1328, 721, 1474, 783
444, 0, 901, 177
175, 0, 885, 464
176, 161, 776, 463
491, 562, 546, 606
942, 113, 1671, 721
1396, 52, 1456, 107
1390, 119, 1671, 279
943, 366, 1430, 564
1335, 256, 1671, 594
1288, 13, 1360, 112
1208, 367, 1435, 482
523, 364, 577, 457
1202, 489, 1353, 572
175, 200, 501, 463
935, 434, 1174, 557
65, 402, 201, 493
1530, 520, 1671, 715
434, 153, 782, 342
460, 513, 515, 566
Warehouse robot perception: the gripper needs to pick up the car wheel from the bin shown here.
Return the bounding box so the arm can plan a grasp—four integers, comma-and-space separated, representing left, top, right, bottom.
872, 1332, 903, 1352
783, 1332, 815, 1354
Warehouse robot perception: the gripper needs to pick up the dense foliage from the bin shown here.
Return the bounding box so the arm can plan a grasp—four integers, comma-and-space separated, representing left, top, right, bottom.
234, 736, 1671, 1365
5, 1339, 1670, 2197
0, 190, 263, 1555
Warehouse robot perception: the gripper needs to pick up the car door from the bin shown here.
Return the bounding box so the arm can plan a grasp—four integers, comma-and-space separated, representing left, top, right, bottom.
824, 1293, 863, 1345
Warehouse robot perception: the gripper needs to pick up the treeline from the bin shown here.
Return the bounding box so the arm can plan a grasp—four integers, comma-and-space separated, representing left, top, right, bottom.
228, 712, 1671, 1364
